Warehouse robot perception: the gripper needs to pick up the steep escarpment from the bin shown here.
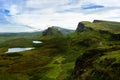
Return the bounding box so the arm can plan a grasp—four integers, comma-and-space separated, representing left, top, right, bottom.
76, 21, 93, 32
76, 20, 120, 34
0, 20, 119, 80
72, 20, 120, 80
76, 20, 120, 40
72, 46, 120, 80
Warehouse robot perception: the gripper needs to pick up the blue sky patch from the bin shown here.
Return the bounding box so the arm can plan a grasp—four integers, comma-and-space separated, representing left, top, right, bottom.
3, 9, 10, 15
0, 9, 10, 16
0, 0, 119, 32
4, 9, 10, 13
82, 4, 104, 9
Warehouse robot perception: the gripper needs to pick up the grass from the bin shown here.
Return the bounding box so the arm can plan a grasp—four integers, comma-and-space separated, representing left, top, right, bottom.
81, 20, 120, 34
95, 50, 120, 64
0, 32, 41, 44
0, 48, 8, 54
0, 20, 120, 80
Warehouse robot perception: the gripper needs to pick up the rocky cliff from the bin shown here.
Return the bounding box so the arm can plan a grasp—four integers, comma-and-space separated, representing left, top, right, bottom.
76, 20, 120, 34
71, 20, 120, 80
76, 22, 93, 32
76, 20, 120, 40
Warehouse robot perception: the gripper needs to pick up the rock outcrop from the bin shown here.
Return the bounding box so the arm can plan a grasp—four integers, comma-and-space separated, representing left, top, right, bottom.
76, 22, 93, 32
71, 47, 120, 80
76, 20, 120, 34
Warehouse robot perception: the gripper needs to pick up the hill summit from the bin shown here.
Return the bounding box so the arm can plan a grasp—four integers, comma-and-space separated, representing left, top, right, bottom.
42, 26, 63, 36
76, 20, 120, 34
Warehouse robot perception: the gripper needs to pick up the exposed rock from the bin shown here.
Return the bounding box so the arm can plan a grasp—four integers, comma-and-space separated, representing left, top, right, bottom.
93, 20, 106, 23
111, 34, 120, 40
76, 20, 120, 34
76, 20, 120, 41
76, 22, 93, 32
71, 47, 120, 80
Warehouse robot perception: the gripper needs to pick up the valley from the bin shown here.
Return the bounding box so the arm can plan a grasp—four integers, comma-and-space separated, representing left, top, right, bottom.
0, 20, 120, 80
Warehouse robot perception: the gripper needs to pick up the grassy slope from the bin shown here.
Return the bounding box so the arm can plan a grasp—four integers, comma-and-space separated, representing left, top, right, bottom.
0, 32, 119, 80
0, 33, 88, 80
74, 46, 120, 80
81, 20, 120, 34
0, 35, 72, 80
0, 20, 119, 80
71, 20, 120, 80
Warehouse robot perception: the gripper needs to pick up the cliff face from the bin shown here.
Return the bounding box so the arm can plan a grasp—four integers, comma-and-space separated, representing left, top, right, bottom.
76, 22, 93, 32
71, 47, 120, 80
76, 20, 120, 40
72, 20, 120, 80
111, 34, 120, 40
76, 20, 120, 34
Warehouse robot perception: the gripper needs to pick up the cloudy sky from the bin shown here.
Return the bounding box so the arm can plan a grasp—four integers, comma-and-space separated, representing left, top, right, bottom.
0, 0, 120, 32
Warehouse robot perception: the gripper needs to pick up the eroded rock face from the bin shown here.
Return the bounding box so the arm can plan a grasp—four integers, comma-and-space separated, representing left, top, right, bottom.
76, 22, 87, 32
76, 22, 93, 32
111, 34, 120, 40
76, 21, 120, 40
93, 20, 105, 23
71, 49, 104, 80
71, 47, 120, 80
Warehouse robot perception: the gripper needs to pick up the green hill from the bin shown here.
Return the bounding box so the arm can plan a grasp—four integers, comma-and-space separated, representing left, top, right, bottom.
0, 20, 120, 80
72, 20, 120, 80
76, 20, 120, 34
42, 27, 63, 36
51, 26, 74, 34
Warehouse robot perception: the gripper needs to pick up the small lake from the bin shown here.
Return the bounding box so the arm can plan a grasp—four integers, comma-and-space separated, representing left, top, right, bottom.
6, 48, 34, 53
33, 41, 42, 44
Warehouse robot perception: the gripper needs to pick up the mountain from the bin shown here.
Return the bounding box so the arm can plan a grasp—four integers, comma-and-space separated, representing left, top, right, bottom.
42, 27, 63, 36
51, 26, 74, 34
71, 20, 120, 80
0, 20, 120, 80
42, 26, 74, 36
76, 20, 120, 34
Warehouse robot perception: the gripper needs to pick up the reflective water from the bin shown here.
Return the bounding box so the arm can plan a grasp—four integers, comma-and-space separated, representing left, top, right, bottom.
33, 41, 42, 44
6, 48, 34, 53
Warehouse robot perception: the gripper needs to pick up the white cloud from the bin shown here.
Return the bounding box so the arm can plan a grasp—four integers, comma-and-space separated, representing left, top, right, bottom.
9, 5, 19, 15
0, 0, 120, 32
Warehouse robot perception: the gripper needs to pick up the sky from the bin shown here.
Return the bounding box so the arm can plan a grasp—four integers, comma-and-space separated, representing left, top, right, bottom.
0, 0, 120, 32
